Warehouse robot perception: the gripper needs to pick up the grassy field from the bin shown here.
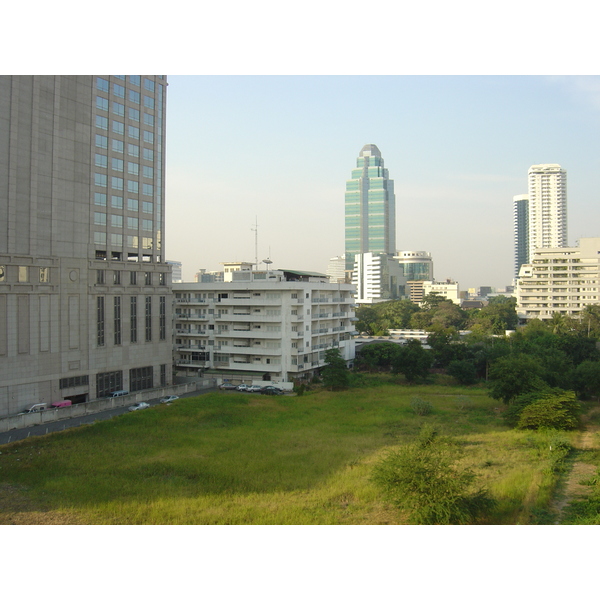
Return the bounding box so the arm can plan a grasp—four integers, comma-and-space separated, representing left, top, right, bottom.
0, 378, 583, 524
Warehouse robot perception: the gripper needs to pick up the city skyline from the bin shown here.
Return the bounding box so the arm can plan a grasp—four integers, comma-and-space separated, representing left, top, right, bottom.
164, 75, 600, 290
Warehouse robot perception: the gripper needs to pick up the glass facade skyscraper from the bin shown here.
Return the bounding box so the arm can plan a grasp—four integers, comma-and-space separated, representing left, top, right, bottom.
344, 144, 396, 271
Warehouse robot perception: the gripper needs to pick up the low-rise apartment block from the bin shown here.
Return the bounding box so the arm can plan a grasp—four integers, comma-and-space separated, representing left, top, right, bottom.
173, 268, 356, 384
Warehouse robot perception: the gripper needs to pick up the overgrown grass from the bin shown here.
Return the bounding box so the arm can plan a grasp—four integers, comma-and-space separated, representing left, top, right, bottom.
0, 383, 573, 524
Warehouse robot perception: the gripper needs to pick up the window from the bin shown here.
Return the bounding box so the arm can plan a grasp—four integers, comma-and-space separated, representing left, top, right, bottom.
143, 131, 154, 144
143, 113, 154, 127
145, 272, 152, 285
18, 266, 28, 282
144, 96, 155, 109
127, 236, 139, 248
111, 195, 123, 209
111, 215, 123, 228
129, 90, 140, 103
94, 212, 107, 226
128, 180, 139, 194
113, 102, 125, 117
114, 75, 126, 80
60, 375, 89, 390
143, 148, 153, 161
95, 154, 107, 168
159, 272, 166, 286
160, 364, 167, 387
111, 177, 123, 190
94, 232, 106, 244
142, 219, 153, 231
112, 139, 124, 153
127, 198, 138, 211
128, 126, 139, 140
144, 78, 155, 92
97, 296, 105, 346
95, 173, 107, 187
130, 366, 153, 392
94, 193, 107, 206
96, 96, 108, 111
96, 371, 123, 398
128, 162, 139, 175
96, 77, 109, 92
97, 270, 105, 284
95, 115, 108, 130
127, 144, 139, 157
130, 271, 137, 285
129, 75, 141, 86
111, 234, 123, 246
112, 121, 124, 135
142, 184, 153, 196
145, 296, 152, 341
114, 297, 121, 345
114, 84, 125, 98
142, 237, 153, 250
142, 166, 154, 179
159, 296, 166, 340
130, 296, 137, 342
96, 134, 108, 149
142, 201, 153, 213
129, 107, 140, 121
113, 271, 121, 285
0, 266, 5, 282
112, 158, 124, 172
127, 217, 139, 229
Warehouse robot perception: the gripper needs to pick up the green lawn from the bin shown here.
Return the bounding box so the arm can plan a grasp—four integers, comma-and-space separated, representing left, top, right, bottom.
0, 381, 578, 524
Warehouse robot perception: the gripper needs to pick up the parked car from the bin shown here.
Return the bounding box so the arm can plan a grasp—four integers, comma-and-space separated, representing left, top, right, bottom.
51, 400, 72, 408
109, 390, 129, 398
236, 384, 250, 392
219, 383, 238, 390
247, 385, 263, 393
128, 402, 149, 412
160, 395, 179, 404
261, 386, 284, 396
19, 403, 47, 414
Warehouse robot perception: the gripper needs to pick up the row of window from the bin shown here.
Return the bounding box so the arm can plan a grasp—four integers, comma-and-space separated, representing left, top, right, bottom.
93, 232, 157, 250
93, 194, 153, 213
97, 76, 157, 93
96, 97, 155, 126
97, 295, 166, 347
95, 136, 154, 160
94, 174, 154, 195
96, 363, 167, 398
0, 265, 50, 283
95, 116, 155, 142
96, 84, 156, 109
96, 270, 166, 286
94, 213, 153, 230
94, 155, 154, 178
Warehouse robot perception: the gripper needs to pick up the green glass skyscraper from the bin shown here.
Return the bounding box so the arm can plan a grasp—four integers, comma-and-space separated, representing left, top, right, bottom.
344, 144, 396, 271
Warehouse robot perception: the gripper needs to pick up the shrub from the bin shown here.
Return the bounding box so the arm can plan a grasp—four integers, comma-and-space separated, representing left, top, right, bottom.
371, 431, 494, 524
517, 390, 581, 431
410, 397, 433, 416
447, 360, 478, 385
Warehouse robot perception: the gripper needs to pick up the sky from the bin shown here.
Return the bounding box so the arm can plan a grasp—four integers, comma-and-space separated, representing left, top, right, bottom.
165, 75, 600, 289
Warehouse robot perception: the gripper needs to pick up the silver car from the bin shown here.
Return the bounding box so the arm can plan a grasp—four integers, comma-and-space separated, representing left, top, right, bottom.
128, 402, 150, 412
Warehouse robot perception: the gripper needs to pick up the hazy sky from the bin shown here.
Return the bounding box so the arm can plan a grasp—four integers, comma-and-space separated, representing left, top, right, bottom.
165, 75, 600, 289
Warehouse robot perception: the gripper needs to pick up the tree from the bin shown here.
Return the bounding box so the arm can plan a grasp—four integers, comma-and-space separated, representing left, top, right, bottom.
371, 426, 494, 524
355, 342, 401, 372
321, 348, 349, 390
517, 390, 581, 430
447, 359, 478, 385
571, 360, 600, 399
391, 339, 432, 383
487, 354, 547, 403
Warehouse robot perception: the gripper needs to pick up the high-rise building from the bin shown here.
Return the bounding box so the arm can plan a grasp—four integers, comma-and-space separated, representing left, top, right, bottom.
344, 144, 396, 271
351, 252, 406, 304
513, 165, 567, 280
513, 194, 529, 276
394, 250, 433, 282
0, 76, 172, 416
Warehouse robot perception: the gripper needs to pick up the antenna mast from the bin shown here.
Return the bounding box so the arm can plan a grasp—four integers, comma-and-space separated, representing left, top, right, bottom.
251, 216, 258, 269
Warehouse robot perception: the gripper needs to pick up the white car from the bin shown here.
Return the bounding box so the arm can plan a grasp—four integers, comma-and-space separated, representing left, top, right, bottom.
160, 395, 179, 404
247, 385, 263, 393
236, 384, 250, 392
128, 402, 150, 412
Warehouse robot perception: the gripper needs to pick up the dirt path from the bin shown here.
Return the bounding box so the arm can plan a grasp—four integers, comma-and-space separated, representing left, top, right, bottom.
552, 409, 600, 524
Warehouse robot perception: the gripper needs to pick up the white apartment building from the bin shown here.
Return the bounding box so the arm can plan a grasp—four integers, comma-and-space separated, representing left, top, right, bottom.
352, 252, 406, 304
516, 238, 600, 321
527, 164, 568, 259
173, 269, 356, 384
422, 280, 460, 305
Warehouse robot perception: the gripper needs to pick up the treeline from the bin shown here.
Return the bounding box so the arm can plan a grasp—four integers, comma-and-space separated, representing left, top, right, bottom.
352, 302, 600, 430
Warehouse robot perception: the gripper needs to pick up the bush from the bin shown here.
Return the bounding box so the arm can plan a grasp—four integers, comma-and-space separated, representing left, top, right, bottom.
410, 397, 433, 416
447, 360, 478, 385
371, 427, 494, 524
517, 390, 581, 431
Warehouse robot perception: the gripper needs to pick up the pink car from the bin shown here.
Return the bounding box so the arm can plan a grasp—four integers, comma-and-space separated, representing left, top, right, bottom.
51, 400, 72, 408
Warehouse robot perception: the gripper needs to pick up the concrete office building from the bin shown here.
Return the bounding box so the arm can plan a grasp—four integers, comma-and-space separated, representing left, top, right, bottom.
0, 76, 172, 416
344, 144, 396, 272
422, 280, 460, 305
516, 238, 600, 321
173, 267, 356, 384
351, 252, 406, 304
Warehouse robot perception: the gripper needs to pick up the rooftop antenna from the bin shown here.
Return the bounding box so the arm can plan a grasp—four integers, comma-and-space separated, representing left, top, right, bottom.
251, 216, 258, 269
263, 248, 273, 273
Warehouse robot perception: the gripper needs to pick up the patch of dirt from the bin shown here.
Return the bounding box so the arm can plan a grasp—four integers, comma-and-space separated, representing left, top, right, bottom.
0, 483, 80, 525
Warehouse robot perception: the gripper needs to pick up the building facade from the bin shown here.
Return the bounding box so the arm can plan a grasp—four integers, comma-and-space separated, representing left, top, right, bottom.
173, 269, 356, 384
422, 280, 460, 305
513, 193, 529, 276
351, 252, 405, 304
516, 238, 600, 321
0, 76, 172, 416
394, 250, 433, 282
344, 144, 396, 272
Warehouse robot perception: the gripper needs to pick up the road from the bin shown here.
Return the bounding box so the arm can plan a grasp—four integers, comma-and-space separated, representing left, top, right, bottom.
0, 387, 217, 447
